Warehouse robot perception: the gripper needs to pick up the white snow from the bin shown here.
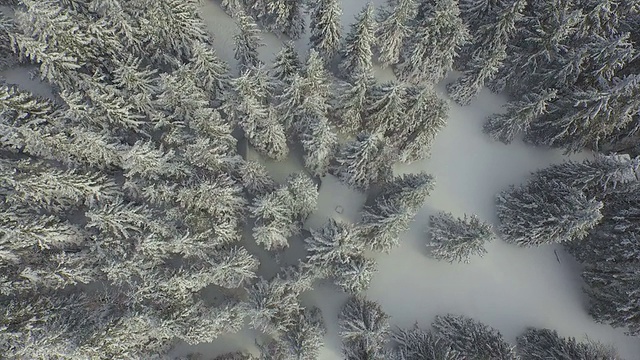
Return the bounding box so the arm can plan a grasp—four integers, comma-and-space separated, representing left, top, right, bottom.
192, 1, 640, 359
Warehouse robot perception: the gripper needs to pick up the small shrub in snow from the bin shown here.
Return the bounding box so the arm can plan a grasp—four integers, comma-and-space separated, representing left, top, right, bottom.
427, 212, 494, 263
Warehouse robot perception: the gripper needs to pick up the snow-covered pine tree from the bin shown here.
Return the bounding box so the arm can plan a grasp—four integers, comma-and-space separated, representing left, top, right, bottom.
298, 113, 337, 177
378, 171, 435, 212
516, 327, 621, 360
396, 85, 448, 162
279, 307, 326, 360
527, 74, 640, 152
496, 177, 604, 247
483, 88, 558, 144
390, 325, 460, 360
427, 212, 494, 263
309, 0, 342, 63
0, 10, 17, 70
339, 296, 390, 359
375, 0, 417, 68
234, 11, 264, 73
432, 314, 517, 360
265, 0, 305, 40
338, 3, 376, 80
331, 132, 393, 191
333, 70, 376, 134
236, 159, 277, 197
395, 0, 469, 84
221, 0, 245, 17
333, 253, 377, 294
271, 41, 302, 86
358, 197, 415, 252
364, 81, 407, 135
188, 40, 232, 100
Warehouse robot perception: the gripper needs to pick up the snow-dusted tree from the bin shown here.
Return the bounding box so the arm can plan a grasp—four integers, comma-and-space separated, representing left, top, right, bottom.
395, 0, 469, 84
298, 113, 337, 177
339, 3, 376, 79
432, 314, 517, 360
375, 0, 417, 68
427, 212, 494, 263
234, 11, 264, 73
188, 40, 231, 99
364, 81, 407, 135
378, 172, 435, 211
272, 41, 302, 85
279, 307, 326, 360
213, 352, 256, 360
397, 85, 448, 162
236, 160, 277, 197
484, 89, 558, 144
333, 253, 377, 294
333, 71, 375, 134
246, 278, 302, 335
220, 0, 245, 16
528, 74, 640, 152
496, 177, 604, 247
339, 296, 390, 359
390, 325, 460, 360
446, 43, 506, 105
308, 0, 342, 63
331, 132, 393, 191
516, 327, 621, 360
265, 0, 305, 39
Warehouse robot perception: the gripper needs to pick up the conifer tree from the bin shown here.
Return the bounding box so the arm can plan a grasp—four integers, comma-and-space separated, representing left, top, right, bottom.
364, 81, 407, 135
333, 71, 375, 134
496, 177, 604, 247
516, 328, 621, 360
375, 0, 417, 68
265, 0, 305, 40
309, 0, 342, 63
483, 89, 558, 144
395, 0, 469, 84
221, 0, 245, 16
279, 307, 326, 360
331, 132, 393, 191
339, 296, 390, 359
432, 314, 517, 360
234, 11, 264, 73
390, 325, 460, 360
271, 41, 302, 85
339, 3, 376, 80
427, 212, 494, 263
298, 113, 338, 177
188, 40, 232, 100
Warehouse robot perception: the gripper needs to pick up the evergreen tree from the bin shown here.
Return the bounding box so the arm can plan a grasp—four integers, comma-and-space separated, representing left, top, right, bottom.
279, 307, 326, 360
395, 0, 469, 84
375, 0, 417, 68
331, 132, 393, 191
390, 324, 460, 360
339, 3, 376, 80
446, 43, 506, 105
483, 89, 558, 144
378, 172, 435, 211
516, 328, 621, 360
364, 81, 407, 135
339, 296, 390, 359
271, 41, 302, 85
265, 0, 305, 40
427, 212, 494, 263
188, 40, 232, 100
220, 0, 245, 16
298, 113, 337, 177
234, 11, 264, 73
333, 253, 377, 294
496, 177, 604, 247
333, 71, 375, 134
432, 314, 517, 360
309, 0, 342, 62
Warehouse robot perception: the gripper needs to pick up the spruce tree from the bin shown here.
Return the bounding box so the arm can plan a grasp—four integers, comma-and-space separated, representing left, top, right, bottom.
265, 0, 305, 40
364, 81, 407, 135
427, 212, 494, 263
298, 113, 338, 177
375, 0, 417, 68
271, 41, 302, 85
339, 3, 376, 80
234, 11, 264, 73
309, 0, 342, 63
516, 328, 621, 360
395, 0, 469, 84
390, 324, 460, 359
331, 132, 393, 191
496, 177, 604, 247
333, 71, 375, 134
339, 296, 390, 359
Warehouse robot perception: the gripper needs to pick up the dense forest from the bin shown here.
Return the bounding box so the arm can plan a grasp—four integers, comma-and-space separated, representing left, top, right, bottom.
0, 0, 639, 359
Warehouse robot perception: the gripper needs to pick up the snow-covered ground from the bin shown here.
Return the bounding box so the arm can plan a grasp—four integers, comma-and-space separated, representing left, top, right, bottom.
194, 1, 640, 358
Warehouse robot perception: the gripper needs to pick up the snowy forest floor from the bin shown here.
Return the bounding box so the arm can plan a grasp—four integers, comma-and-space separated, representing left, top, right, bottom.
2, 0, 638, 358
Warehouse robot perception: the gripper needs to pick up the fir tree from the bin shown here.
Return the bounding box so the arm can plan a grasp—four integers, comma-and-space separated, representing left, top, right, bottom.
390, 324, 460, 360
279, 307, 326, 360
333, 71, 375, 134
446, 43, 506, 105
265, 0, 305, 40
188, 40, 231, 100
427, 212, 494, 263
331, 132, 393, 191
378, 172, 435, 211
298, 113, 338, 177
516, 328, 621, 360
234, 11, 264, 73
339, 296, 390, 359
339, 3, 376, 80
375, 0, 417, 68
395, 0, 469, 84
496, 177, 604, 247
309, 0, 342, 62
333, 253, 377, 294
364, 81, 407, 135
220, 0, 245, 16
432, 314, 517, 360
271, 41, 302, 85
483, 89, 558, 144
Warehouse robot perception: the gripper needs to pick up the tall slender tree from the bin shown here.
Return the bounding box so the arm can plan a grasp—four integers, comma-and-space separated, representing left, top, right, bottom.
339, 3, 376, 80
309, 0, 342, 63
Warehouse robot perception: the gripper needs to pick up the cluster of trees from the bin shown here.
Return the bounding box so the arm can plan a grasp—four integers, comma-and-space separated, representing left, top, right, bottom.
334, 295, 619, 360
496, 154, 640, 334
